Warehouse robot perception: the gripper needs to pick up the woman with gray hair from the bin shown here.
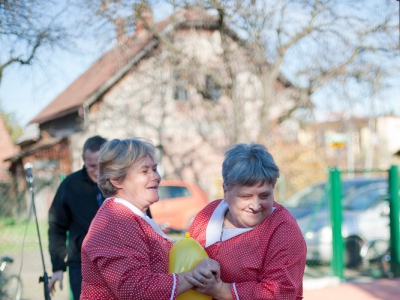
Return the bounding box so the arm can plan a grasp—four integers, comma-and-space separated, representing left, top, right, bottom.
80, 138, 221, 300
187, 142, 307, 300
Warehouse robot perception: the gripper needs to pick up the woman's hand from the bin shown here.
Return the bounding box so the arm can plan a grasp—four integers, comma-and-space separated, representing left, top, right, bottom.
194, 257, 221, 281
185, 258, 223, 297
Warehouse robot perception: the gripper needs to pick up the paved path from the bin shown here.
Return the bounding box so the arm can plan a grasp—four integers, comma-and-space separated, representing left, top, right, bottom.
8, 250, 400, 300
303, 277, 400, 300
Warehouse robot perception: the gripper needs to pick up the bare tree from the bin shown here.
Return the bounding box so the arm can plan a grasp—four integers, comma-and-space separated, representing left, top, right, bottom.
78, 0, 398, 183
10, 0, 394, 193
128, 0, 398, 140
0, 1, 78, 84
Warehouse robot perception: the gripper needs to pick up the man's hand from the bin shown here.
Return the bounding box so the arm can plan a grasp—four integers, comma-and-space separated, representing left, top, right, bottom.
48, 270, 63, 296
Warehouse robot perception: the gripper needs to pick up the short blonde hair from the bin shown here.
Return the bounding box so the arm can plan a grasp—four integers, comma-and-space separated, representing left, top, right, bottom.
98, 138, 157, 197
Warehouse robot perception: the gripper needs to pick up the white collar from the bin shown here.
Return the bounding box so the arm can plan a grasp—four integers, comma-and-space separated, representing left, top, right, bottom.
113, 198, 171, 240
205, 200, 276, 247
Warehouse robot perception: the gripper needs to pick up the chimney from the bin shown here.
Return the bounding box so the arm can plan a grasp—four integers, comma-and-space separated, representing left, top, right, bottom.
134, 2, 153, 36
115, 18, 126, 43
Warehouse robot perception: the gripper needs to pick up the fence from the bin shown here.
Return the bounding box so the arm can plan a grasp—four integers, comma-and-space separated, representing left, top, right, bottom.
294, 166, 400, 280
329, 166, 400, 279
0, 176, 65, 300
0, 180, 25, 218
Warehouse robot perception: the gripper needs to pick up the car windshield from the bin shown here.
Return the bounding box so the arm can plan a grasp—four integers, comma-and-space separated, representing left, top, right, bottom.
285, 184, 326, 208
285, 178, 386, 209
342, 186, 388, 211
158, 186, 191, 199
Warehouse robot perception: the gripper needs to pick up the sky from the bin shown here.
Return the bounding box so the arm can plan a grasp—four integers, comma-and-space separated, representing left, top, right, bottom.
0, 1, 399, 128
0, 49, 98, 126
0, 1, 172, 127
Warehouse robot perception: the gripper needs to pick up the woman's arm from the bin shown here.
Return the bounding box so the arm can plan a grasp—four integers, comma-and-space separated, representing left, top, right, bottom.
233, 218, 307, 300
177, 272, 194, 294
83, 206, 189, 300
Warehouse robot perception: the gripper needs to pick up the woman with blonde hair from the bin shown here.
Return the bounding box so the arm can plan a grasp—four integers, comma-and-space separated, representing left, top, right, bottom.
80, 138, 220, 300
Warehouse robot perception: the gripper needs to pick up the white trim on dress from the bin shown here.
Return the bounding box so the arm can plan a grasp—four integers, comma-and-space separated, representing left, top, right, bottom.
232, 282, 240, 300
113, 197, 170, 240
170, 273, 177, 300
205, 200, 276, 248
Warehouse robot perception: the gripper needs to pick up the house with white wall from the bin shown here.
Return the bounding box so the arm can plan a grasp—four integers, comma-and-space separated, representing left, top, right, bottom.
7, 6, 310, 209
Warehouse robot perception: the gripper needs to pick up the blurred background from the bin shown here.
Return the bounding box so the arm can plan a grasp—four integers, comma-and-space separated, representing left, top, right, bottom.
1, 0, 399, 299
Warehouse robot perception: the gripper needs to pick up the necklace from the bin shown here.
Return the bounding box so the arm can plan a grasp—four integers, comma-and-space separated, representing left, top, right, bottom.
220, 221, 225, 241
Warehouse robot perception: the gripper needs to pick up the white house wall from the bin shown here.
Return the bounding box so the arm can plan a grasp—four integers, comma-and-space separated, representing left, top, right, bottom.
68, 28, 301, 199
376, 116, 400, 153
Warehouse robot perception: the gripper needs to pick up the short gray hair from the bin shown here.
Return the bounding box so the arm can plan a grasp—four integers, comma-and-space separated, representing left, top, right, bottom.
222, 142, 280, 191
98, 138, 157, 197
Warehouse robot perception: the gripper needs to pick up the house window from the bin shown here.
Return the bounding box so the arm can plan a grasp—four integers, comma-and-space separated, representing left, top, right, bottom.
173, 86, 189, 101
158, 186, 191, 199
204, 75, 221, 101
173, 71, 189, 101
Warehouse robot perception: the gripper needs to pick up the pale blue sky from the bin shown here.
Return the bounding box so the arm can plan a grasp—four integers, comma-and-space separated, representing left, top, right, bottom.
0, 1, 399, 127
0, 1, 172, 126
0, 49, 99, 126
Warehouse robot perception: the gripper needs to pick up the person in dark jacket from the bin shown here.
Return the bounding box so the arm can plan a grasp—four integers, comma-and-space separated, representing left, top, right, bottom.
47, 135, 108, 299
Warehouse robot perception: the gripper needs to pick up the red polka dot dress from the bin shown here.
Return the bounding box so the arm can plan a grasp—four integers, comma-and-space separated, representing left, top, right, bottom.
189, 200, 307, 300
80, 198, 178, 300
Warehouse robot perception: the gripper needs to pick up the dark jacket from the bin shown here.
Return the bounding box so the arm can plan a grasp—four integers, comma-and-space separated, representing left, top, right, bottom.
48, 167, 100, 272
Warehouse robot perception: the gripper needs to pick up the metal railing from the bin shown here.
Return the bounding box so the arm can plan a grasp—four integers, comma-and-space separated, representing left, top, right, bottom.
328, 165, 400, 279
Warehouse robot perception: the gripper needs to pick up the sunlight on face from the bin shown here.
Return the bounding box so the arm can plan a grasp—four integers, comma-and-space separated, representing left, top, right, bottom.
224, 182, 275, 228
113, 156, 161, 213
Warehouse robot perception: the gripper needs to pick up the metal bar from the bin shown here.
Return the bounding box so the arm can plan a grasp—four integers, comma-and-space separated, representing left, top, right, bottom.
304, 185, 329, 234
340, 169, 387, 174
388, 165, 400, 277
328, 166, 344, 279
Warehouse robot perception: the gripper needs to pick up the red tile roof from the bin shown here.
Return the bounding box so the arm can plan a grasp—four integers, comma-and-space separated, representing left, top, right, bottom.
30, 33, 157, 124
29, 8, 220, 125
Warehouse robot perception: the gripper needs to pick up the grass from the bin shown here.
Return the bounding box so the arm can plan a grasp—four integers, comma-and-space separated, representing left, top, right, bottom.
0, 216, 186, 250
0, 217, 49, 254
0, 218, 188, 300
0, 216, 187, 256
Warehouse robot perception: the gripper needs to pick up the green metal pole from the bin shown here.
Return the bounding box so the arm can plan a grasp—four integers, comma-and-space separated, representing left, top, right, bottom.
388, 165, 400, 277
328, 166, 344, 279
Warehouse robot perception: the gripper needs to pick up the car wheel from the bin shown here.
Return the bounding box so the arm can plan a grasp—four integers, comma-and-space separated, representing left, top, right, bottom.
345, 237, 362, 268
361, 239, 391, 278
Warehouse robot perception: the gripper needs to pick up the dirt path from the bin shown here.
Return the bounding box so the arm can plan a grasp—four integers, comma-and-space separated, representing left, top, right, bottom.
6, 249, 69, 300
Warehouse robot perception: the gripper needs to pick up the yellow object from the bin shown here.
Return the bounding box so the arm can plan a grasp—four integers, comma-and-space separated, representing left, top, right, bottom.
169, 232, 212, 300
